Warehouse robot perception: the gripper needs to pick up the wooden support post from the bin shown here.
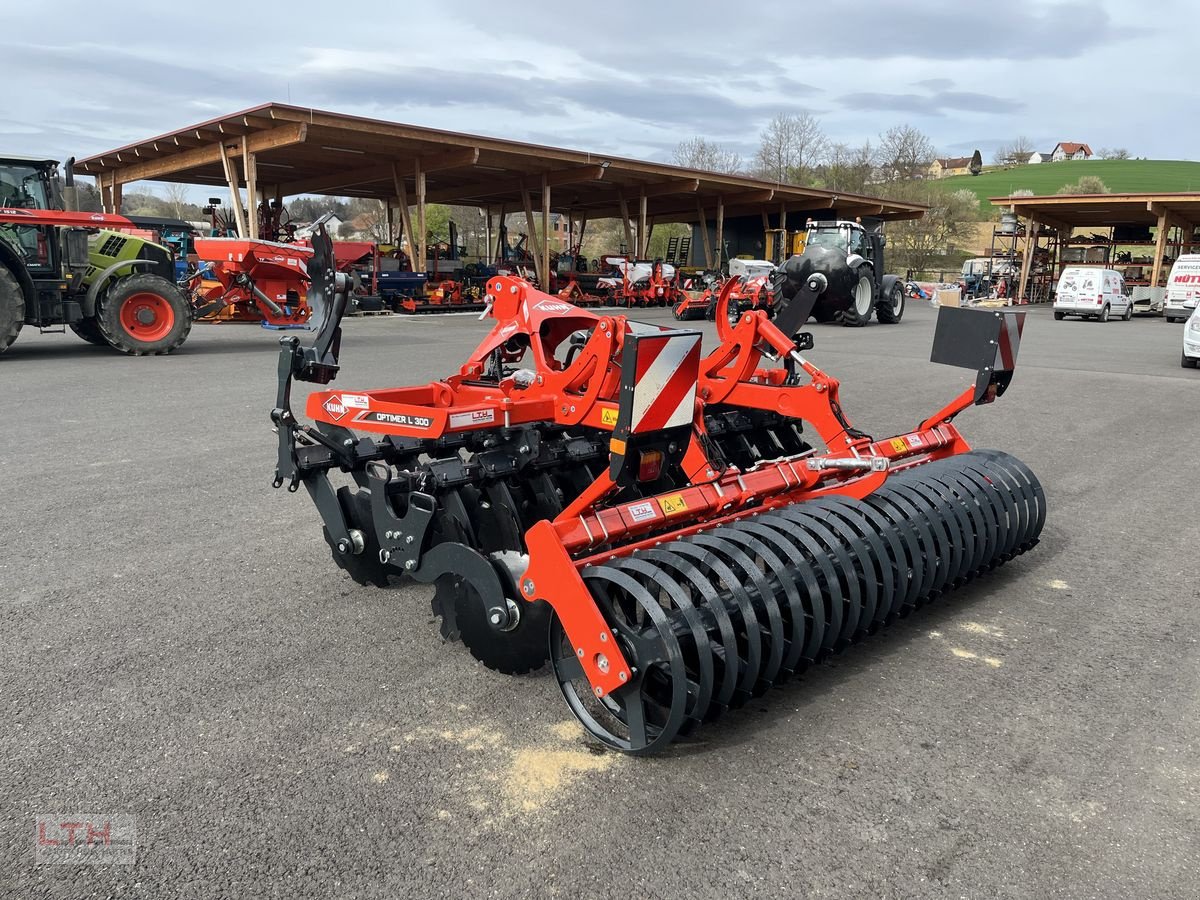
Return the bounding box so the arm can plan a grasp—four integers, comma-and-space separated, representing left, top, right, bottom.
638, 191, 648, 258
521, 184, 543, 284
218, 140, 248, 237
645, 218, 655, 256
617, 191, 634, 257
1150, 211, 1170, 292
542, 173, 551, 287
494, 204, 507, 263
1017, 216, 1039, 303
715, 196, 725, 271
385, 204, 395, 244
414, 159, 426, 274
111, 180, 122, 215
696, 202, 713, 268
484, 207, 492, 266
390, 163, 415, 268
242, 137, 259, 240
99, 175, 111, 213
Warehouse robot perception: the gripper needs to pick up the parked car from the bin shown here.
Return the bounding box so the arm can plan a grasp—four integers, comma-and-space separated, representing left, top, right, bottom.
1053, 267, 1132, 321
1164, 254, 1200, 323
1182, 304, 1200, 368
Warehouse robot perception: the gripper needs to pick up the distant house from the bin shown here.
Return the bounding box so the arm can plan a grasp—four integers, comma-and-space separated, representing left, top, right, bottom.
1050, 142, 1093, 162
1028, 151, 1051, 165
928, 156, 974, 179
292, 215, 345, 239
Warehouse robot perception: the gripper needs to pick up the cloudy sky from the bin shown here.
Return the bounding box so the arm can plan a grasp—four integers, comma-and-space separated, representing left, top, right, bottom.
1, 0, 1191, 194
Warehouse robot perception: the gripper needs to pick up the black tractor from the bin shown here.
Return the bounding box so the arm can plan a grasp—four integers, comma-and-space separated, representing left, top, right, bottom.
781, 219, 905, 326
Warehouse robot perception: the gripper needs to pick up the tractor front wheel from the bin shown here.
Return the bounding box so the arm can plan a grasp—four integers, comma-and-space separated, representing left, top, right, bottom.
876, 281, 905, 324
97, 274, 192, 356
70, 317, 108, 346
0, 265, 25, 354
838, 267, 874, 327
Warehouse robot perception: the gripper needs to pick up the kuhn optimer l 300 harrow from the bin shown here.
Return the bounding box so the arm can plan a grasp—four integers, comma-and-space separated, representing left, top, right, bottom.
272, 225, 1045, 754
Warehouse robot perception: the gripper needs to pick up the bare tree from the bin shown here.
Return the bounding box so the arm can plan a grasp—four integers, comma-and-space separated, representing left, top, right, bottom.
887, 186, 981, 276
162, 183, 191, 219
753, 112, 827, 185
1097, 147, 1130, 160
817, 141, 875, 194
875, 124, 936, 183
993, 136, 1036, 166
673, 137, 742, 174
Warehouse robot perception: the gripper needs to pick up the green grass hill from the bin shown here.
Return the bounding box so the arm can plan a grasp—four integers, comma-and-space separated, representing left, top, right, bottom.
943, 159, 1200, 211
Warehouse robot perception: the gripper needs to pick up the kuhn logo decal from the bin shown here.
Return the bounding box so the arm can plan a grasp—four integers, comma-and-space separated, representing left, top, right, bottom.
322, 396, 348, 421
533, 300, 572, 314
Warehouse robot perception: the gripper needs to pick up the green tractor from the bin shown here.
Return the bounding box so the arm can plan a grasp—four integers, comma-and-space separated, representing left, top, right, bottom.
0, 156, 192, 355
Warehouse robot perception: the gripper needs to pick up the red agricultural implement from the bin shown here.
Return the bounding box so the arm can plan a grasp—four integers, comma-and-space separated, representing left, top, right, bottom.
599, 258, 686, 308
673, 273, 777, 324
191, 237, 313, 328
272, 225, 1045, 754
394, 278, 487, 314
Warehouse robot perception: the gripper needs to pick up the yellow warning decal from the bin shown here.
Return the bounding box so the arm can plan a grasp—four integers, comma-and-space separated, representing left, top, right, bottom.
659, 493, 688, 516
609, 438, 627, 455
890, 437, 908, 453
601, 407, 619, 427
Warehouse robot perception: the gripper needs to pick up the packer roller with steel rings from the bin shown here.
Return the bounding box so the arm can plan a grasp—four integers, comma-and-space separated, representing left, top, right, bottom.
271, 223, 1046, 755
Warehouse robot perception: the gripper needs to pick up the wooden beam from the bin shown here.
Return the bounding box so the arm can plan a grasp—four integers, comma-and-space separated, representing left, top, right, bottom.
111, 123, 307, 185
242, 137, 259, 240
577, 213, 588, 249
415, 159, 426, 274
1150, 211, 1170, 291
419, 146, 479, 174
110, 179, 122, 215
638, 191, 648, 258
637, 178, 700, 199
1017, 217, 1039, 302
521, 183, 544, 284
617, 191, 634, 257
696, 202, 713, 268
390, 163, 415, 265
542, 174, 551, 289
715, 197, 725, 270
281, 164, 394, 196
218, 140, 248, 237
424, 163, 607, 205
717, 189, 775, 206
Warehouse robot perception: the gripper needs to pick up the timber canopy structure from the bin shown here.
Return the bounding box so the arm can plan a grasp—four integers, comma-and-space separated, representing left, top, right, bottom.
992, 192, 1200, 301
76, 103, 924, 283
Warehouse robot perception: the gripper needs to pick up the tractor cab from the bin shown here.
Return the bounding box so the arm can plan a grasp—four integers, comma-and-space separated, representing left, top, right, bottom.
0, 157, 61, 211
804, 220, 880, 262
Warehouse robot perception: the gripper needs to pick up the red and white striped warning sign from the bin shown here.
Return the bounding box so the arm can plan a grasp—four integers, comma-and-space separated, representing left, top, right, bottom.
629, 333, 702, 433
993, 313, 1025, 371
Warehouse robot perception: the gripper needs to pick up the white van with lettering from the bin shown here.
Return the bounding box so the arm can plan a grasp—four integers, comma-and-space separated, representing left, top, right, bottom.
1164, 254, 1200, 323
1053, 267, 1132, 322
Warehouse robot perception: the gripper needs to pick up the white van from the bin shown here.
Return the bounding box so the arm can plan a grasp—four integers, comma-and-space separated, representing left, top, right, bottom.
1053, 267, 1132, 321
1164, 254, 1200, 323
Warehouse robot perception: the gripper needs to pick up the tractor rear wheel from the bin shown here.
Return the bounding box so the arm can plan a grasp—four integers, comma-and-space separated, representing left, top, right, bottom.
70, 317, 108, 346
876, 281, 905, 324
0, 265, 25, 353
838, 267, 874, 327
96, 274, 192, 356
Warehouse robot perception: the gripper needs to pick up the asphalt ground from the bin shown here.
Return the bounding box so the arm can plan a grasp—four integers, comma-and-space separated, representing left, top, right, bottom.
1, 299, 1197, 899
